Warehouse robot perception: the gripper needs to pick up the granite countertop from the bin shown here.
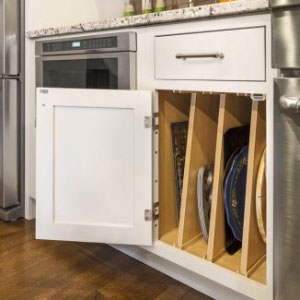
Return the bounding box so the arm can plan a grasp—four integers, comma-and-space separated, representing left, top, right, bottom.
27, 0, 270, 39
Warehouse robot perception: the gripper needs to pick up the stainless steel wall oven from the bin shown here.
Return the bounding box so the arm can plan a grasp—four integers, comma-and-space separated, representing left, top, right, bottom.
35, 32, 137, 90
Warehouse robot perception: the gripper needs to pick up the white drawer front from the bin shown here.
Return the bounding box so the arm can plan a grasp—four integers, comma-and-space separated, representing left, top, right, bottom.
155, 27, 266, 82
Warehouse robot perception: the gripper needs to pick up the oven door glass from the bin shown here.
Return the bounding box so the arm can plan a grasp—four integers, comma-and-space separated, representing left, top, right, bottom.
43, 58, 118, 89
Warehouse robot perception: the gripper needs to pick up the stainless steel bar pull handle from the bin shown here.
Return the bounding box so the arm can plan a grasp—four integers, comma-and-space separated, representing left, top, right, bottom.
280, 96, 300, 114
176, 53, 225, 60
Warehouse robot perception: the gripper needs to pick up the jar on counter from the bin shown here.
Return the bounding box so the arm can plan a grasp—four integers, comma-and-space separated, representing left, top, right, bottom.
155, 0, 166, 12
142, 0, 153, 14
124, 0, 135, 16
172, 0, 194, 9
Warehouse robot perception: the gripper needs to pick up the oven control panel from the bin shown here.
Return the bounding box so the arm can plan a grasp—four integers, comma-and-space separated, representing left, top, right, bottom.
42, 36, 118, 52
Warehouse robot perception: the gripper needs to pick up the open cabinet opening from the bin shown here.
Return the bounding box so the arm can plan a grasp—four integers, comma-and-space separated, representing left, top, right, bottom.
177, 93, 220, 259
158, 91, 191, 246
207, 94, 253, 274
158, 91, 267, 285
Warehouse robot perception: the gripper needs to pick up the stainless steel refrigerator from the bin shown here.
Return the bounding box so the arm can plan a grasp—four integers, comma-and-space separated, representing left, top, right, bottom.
272, 0, 300, 299
0, 0, 24, 221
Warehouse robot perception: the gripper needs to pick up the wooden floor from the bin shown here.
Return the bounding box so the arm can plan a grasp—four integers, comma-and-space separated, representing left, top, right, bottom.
0, 219, 212, 300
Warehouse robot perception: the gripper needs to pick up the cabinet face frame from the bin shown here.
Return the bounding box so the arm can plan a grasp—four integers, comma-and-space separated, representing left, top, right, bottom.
140, 14, 274, 299
154, 90, 268, 286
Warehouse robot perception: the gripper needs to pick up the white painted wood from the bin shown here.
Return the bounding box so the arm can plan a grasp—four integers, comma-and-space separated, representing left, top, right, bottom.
36, 88, 153, 245
114, 244, 252, 300
137, 14, 271, 94
155, 26, 265, 82
24, 12, 275, 300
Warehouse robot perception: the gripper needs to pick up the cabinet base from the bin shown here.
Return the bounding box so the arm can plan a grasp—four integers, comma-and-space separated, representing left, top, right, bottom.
112, 244, 253, 300
0, 205, 24, 222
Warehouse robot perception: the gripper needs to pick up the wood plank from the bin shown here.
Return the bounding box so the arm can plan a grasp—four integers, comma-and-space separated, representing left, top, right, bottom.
207, 94, 252, 262
160, 228, 179, 247
0, 219, 212, 299
183, 237, 208, 259
159, 91, 191, 239
241, 101, 266, 276
178, 93, 220, 249
249, 259, 267, 285
215, 250, 242, 273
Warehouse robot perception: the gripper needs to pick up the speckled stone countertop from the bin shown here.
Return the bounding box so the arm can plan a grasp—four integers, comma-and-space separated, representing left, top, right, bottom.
27, 0, 269, 39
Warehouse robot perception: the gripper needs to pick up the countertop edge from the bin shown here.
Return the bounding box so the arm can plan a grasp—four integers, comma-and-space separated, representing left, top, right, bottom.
26, 0, 270, 39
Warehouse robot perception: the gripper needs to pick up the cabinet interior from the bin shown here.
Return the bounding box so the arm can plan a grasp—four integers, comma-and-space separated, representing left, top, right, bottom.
158, 90, 267, 285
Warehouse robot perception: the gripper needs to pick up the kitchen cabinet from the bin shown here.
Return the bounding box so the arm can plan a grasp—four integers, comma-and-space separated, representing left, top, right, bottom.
35, 12, 274, 300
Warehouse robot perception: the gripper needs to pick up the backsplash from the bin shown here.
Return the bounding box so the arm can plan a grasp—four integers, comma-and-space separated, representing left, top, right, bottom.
130, 0, 217, 14
27, 0, 270, 39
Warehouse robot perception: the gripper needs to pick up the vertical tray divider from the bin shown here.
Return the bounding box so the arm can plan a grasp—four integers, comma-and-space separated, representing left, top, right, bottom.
178, 93, 198, 249
207, 94, 252, 262
207, 94, 227, 261
158, 91, 191, 245
178, 93, 220, 252
241, 100, 266, 276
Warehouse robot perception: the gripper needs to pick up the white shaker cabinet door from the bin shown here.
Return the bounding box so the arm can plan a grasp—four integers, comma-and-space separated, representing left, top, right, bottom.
36, 88, 153, 246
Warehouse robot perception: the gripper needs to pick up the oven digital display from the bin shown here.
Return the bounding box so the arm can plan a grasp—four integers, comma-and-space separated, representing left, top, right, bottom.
43, 36, 118, 52
72, 41, 81, 48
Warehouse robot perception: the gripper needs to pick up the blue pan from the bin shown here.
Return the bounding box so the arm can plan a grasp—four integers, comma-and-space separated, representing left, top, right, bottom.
224, 146, 248, 242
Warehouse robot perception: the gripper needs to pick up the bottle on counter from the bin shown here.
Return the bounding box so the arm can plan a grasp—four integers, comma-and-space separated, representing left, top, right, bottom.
155, 0, 166, 12
124, 0, 135, 17
142, 0, 153, 14
172, 0, 179, 9
172, 0, 194, 9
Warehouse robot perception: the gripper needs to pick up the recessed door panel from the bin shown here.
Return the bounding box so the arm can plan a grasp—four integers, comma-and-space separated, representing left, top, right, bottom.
36, 88, 152, 246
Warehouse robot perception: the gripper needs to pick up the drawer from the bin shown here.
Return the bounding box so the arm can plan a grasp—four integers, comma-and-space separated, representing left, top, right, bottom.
155, 27, 266, 82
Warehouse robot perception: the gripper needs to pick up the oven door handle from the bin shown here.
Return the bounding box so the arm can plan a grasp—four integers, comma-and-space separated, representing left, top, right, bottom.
280, 95, 300, 114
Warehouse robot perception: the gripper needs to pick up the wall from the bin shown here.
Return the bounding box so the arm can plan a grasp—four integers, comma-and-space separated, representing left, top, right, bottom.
26, 0, 218, 31
131, 0, 214, 14
26, 0, 124, 31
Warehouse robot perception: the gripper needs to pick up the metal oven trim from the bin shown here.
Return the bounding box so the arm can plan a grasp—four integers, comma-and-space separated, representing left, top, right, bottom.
36, 52, 136, 90
35, 32, 137, 56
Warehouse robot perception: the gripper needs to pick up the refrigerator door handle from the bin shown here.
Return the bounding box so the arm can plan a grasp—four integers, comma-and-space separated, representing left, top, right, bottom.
280, 95, 300, 114
0, 79, 20, 209
0, 0, 20, 75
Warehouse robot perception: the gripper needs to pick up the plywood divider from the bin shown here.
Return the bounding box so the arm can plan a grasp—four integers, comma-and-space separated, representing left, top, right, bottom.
178, 93, 220, 250
241, 101, 266, 276
207, 94, 252, 262
159, 91, 191, 243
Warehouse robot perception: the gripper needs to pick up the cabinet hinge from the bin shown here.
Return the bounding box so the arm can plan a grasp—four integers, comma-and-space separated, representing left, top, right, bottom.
144, 203, 159, 222
250, 94, 266, 102
153, 202, 159, 220
144, 114, 159, 130
153, 113, 159, 131
144, 116, 152, 128
144, 209, 153, 221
